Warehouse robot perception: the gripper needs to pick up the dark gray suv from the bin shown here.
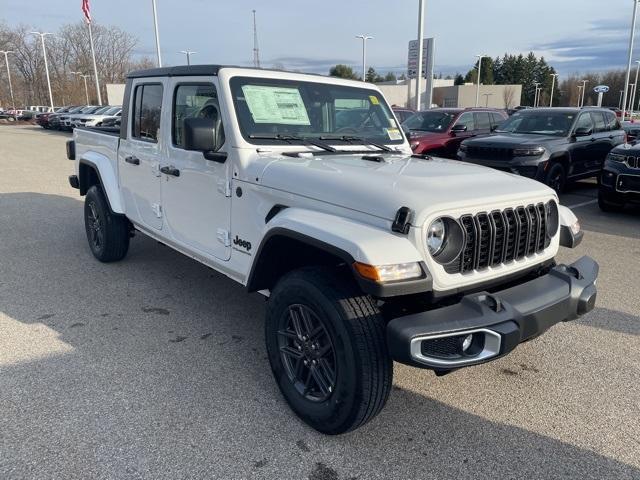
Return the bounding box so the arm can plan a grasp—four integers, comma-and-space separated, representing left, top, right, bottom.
457, 108, 625, 193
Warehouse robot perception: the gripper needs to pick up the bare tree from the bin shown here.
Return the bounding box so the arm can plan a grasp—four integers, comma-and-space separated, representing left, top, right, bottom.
0, 20, 153, 107
502, 86, 516, 109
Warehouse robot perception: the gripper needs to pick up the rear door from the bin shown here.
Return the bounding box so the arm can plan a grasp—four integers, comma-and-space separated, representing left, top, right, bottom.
118, 79, 165, 230
588, 111, 611, 172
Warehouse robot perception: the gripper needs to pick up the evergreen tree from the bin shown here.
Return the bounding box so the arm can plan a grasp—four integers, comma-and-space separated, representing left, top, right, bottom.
329, 64, 360, 80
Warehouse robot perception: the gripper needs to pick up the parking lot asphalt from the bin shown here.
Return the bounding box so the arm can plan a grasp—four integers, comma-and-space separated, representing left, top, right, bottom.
0, 124, 639, 480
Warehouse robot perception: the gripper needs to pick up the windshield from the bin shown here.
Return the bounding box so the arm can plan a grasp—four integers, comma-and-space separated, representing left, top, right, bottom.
80, 106, 101, 114
230, 77, 403, 146
496, 111, 575, 136
93, 106, 112, 115
105, 107, 121, 115
403, 111, 456, 132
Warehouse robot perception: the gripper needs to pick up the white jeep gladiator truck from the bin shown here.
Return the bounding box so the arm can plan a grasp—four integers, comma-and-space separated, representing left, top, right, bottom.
67, 65, 598, 435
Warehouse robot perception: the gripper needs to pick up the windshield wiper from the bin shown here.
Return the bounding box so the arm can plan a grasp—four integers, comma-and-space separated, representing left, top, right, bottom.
319, 135, 393, 152
248, 134, 336, 152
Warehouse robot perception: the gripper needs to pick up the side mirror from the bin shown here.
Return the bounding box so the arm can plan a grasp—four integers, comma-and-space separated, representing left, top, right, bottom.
183, 117, 226, 162
451, 124, 467, 134
573, 127, 592, 137
490, 124, 499, 132
403, 127, 412, 141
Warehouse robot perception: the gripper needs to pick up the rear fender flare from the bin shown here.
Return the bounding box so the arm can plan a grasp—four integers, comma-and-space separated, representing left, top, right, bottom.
78, 152, 125, 214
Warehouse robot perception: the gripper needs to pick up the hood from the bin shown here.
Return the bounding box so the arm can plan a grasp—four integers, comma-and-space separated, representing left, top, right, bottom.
465, 133, 563, 147
259, 153, 554, 224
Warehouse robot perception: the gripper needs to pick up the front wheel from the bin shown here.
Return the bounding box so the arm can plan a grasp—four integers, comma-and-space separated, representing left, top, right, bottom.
545, 163, 566, 195
265, 267, 393, 435
84, 185, 130, 262
598, 190, 625, 212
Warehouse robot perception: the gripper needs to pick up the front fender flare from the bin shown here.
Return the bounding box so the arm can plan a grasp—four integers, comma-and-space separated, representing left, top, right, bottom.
248, 208, 432, 297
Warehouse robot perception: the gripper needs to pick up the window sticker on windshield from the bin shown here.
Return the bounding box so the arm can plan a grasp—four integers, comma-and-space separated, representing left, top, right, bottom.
386, 128, 403, 140
369, 95, 380, 105
241, 85, 311, 125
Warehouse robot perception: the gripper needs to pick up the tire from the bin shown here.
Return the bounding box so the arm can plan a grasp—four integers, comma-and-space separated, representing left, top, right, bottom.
545, 163, 566, 195
598, 190, 624, 212
84, 185, 130, 262
265, 267, 393, 435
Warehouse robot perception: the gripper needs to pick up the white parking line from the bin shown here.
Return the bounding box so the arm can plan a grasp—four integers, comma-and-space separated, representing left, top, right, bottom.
566, 199, 598, 209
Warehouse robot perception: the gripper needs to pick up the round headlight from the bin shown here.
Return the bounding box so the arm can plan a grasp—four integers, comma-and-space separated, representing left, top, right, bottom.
426, 217, 465, 264
427, 218, 446, 256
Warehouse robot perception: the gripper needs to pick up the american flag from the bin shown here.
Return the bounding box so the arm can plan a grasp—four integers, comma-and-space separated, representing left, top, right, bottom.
81, 0, 92, 24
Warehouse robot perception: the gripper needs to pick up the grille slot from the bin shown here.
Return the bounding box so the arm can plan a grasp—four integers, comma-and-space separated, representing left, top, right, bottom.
447, 203, 548, 274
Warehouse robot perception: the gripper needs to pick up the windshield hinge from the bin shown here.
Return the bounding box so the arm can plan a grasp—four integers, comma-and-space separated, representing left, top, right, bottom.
392, 206, 413, 234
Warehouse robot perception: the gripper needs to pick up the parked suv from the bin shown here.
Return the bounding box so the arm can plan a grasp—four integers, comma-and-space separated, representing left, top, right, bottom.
458, 108, 625, 193
599, 144, 640, 211
404, 108, 507, 158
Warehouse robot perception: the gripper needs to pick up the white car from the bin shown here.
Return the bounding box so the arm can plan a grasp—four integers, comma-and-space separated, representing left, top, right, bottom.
62, 105, 101, 130
68, 65, 598, 435
71, 106, 122, 128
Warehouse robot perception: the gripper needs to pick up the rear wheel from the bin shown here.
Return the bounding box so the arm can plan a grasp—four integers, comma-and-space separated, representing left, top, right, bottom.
84, 185, 130, 262
265, 267, 393, 434
545, 163, 566, 194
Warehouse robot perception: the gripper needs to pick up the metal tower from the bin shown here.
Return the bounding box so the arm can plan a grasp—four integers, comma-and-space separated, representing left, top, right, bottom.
252, 10, 261, 68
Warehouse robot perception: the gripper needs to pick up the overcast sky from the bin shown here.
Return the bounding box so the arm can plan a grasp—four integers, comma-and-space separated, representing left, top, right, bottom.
1, 0, 637, 76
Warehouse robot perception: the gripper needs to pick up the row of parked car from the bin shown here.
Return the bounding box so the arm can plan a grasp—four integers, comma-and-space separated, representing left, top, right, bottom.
398, 106, 639, 211
37, 105, 122, 131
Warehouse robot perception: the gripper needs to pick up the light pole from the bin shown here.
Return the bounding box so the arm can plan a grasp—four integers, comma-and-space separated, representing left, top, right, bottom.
580, 79, 588, 107
475, 54, 487, 107
533, 82, 541, 107
415, 0, 425, 110
631, 60, 640, 114
549, 73, 559, 107
628, 83, 636, 115
355, 35, 373, 81
179, 50, 197, 65
151, 0, 162, 67
0, 50, 16, 110
71, 72, 90, 104
30, 31, 55, 109
620, 90, 625, 109
622, 0, 640, 120
577, 84, 583, 107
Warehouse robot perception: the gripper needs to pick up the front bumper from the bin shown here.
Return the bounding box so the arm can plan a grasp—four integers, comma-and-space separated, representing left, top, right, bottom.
387, 256, 598, 371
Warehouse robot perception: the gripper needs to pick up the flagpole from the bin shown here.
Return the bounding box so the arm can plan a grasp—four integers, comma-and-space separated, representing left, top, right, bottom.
87, 21, 102, 105
151, 0, 162, 67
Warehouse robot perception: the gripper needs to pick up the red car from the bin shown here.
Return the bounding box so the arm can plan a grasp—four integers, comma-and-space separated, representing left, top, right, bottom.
392, 106, 416, 124
403, 108, 508, 158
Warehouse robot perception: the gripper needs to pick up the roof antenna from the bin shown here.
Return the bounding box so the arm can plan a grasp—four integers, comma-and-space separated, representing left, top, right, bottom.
252, 9, 261, 68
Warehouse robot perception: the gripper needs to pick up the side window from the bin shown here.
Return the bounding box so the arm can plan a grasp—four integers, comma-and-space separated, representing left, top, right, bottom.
491, 112, 505, 128
455, 112, 475, 131
605, 112, 619, 131
574, 113, 594, 133
590, 112, 606, 133
474, 112, 491, 130
132, 84, 163, 143
173, 83, 222, 148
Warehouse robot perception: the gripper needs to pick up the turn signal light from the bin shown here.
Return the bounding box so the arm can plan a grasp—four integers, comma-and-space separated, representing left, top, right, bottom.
353, 262, 422, 283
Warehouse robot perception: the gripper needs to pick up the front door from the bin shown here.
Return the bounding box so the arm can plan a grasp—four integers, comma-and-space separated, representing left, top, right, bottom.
118, 80, 165, 230
160, 79, 232, 261
568, 112, 595, 178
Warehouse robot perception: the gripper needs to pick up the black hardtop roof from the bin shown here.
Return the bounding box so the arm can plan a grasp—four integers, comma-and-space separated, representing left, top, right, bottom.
126, 64, 333, 80
127, 65, 223, 78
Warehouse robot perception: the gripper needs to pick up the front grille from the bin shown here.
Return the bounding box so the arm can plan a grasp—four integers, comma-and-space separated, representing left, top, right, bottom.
466, 146, 513, 160
446, 203, 550, 274
623, 156, 640, 169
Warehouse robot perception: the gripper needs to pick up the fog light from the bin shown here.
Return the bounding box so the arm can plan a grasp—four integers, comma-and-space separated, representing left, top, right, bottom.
461, 334, 473, 352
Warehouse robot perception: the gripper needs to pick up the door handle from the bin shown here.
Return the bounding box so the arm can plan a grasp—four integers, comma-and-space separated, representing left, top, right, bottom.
124, 155, 140, 165
160, 165, 180, 177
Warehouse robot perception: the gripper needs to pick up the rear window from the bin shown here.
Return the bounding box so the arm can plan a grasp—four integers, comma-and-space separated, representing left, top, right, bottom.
590, 112, 607, 133
606, 112, 620, 131
132, 84, 163, 143
474, 112, 491, 130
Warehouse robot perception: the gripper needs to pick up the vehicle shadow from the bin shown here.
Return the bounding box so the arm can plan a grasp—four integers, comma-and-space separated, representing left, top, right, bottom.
576, 307, 640, 336
1, 192, 638, 479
